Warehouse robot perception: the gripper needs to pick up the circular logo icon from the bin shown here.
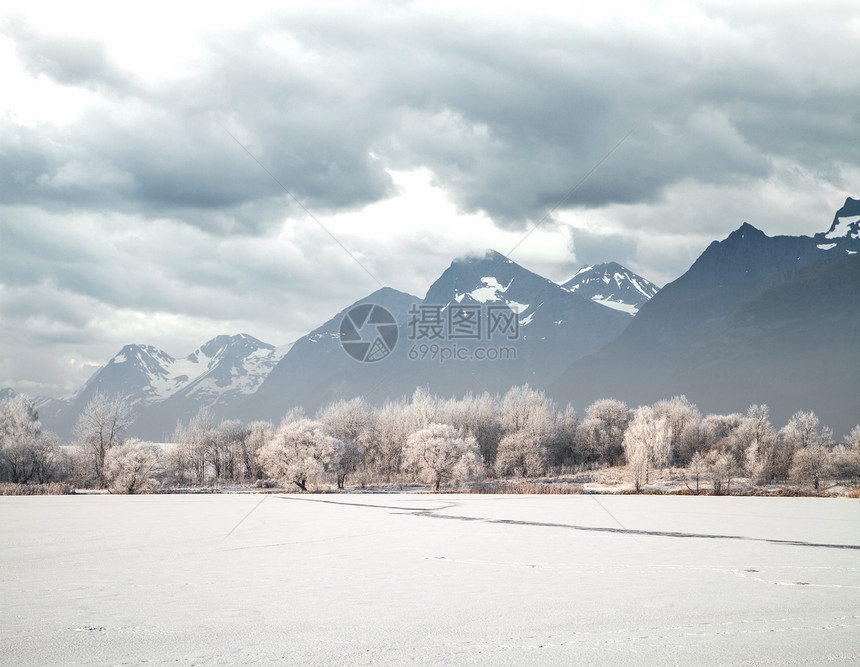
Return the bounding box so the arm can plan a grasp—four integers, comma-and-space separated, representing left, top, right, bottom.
339, 303, 398, 362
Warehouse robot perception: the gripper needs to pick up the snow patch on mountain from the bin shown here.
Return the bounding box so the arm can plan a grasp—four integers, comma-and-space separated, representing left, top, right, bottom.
454, 276, 513, 303
560, 262, 659, 316
824, 197, 860, 240
79, 335, 287, 410
591, 298, 639, 316
825, 214, 860, 240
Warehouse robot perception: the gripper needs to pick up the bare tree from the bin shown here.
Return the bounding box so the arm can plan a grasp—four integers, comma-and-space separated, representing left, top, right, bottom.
75, 393, 132, 487
403, 423, 482, 491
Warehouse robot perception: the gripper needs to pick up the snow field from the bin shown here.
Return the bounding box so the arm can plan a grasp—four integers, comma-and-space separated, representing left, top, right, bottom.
1, 495, 858, 665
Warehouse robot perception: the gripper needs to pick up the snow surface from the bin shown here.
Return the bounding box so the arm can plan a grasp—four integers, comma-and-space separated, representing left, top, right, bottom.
2, 495, 858, 665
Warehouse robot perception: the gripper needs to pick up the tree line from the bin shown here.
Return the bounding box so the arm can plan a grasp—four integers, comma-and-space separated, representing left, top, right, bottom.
1, 388, 858, 494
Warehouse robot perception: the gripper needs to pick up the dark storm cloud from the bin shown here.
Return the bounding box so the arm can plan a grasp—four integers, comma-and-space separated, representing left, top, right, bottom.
4, 5, 857, 236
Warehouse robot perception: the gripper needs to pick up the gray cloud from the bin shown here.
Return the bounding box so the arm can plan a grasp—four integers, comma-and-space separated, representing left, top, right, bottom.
4, 6, 857, 231
2, 2, 859, 397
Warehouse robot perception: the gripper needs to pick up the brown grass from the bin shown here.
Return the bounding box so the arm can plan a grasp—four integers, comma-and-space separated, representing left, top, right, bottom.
468, 481, 582, 495
0, 482, 75, 496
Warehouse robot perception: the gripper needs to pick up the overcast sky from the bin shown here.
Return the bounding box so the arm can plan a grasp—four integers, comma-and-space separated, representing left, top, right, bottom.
1, 0, 858, 398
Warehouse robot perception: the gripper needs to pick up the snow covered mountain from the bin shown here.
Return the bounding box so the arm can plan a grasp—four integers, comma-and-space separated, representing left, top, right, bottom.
549, 198, 860, 437
239, 251, 630, 423
559, 262, 659, 315
423, 249, 630, 357
44, 334, 287, 440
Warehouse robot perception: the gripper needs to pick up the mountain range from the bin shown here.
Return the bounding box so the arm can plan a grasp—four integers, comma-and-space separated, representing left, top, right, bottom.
238, 251, 633, 424
7, 197, 860, 440
548, 197, 860, 436
44, 335, 288, 440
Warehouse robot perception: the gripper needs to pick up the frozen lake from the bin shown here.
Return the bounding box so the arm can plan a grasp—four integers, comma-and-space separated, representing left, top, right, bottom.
2, 494, 859, 665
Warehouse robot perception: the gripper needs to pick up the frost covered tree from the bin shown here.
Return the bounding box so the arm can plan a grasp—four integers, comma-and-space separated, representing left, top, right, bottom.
75, 393, 132, 487
500, 385, 556, 437
707, 450, 737, 495
441, 393, 501, 466
318, 397, 370, 444
362, 400, 410, 482
653, 396, 701, 465
260, 419, 345, 491
779, 411, 832, 481
546, 405, 579, 469
241, 421, 274, 482
215, 420, 252, 482
844, 426, 860, 481
580, 399, 629, 465
171, 409, 216, 485
733, 405, 778, 484
318, 398, 370, 487
686, 451, 708, 494
0, 396, 40, 483
408, 387, 440, 432
789, 444, 831, 492
104, 439, 161, 494
701, 413, 742, 450
495, 430, 547, 478
495, 386, 555, 475
622, 407, 672, 492
403, 423, 482, 491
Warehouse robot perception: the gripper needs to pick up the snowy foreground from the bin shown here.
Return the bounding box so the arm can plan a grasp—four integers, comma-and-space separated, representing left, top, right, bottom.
2, 495, 859, 666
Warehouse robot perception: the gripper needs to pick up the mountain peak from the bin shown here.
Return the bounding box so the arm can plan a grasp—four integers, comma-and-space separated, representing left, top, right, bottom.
450, 248, 512, 267
824, 196, 860, 240
196, 334, 272, 360
560, 262, 659, 315
728, 222, 766, 240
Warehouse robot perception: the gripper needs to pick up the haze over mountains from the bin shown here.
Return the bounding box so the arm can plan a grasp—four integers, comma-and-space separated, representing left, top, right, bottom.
7, 198, 860, 440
